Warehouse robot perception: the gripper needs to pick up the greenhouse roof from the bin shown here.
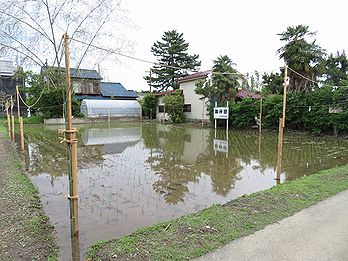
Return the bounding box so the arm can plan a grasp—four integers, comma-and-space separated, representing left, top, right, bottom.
74, 95, 110, 100
100, 82, 138, 98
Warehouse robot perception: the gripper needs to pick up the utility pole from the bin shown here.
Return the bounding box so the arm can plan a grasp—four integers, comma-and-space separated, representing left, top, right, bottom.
64, 33, 79, 236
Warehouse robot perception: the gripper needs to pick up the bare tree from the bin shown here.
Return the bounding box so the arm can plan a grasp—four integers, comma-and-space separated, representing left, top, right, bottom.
0, 0, 134, 69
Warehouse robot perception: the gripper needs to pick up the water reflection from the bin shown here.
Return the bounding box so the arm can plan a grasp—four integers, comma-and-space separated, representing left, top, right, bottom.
19, 123, 348, 260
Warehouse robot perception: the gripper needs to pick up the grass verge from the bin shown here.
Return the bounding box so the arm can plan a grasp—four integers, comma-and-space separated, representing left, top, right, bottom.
87, 164, 348, 261
0, 115, 44, 125
0, 124, 58, 260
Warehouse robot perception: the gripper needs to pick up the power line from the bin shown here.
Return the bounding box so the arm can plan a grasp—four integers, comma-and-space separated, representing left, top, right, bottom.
287, 66, 348, 89
69, 37, 254, 78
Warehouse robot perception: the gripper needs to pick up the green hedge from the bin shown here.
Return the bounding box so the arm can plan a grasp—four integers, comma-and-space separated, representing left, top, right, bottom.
210, 86, 348, 134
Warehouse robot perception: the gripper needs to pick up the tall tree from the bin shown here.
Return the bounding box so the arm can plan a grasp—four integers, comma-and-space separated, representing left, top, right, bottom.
0, 0, 132, 69
146, 30, 201, 91
277, 24, 326, 92
261, 71, 284, 95
195, 55, 242, 102
323, 51, 348, 86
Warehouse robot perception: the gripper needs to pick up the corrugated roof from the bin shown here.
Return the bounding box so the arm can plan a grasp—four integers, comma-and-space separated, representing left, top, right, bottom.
177, 70, 211, 83
41, 66, 102, 80
100, 82, 138, 98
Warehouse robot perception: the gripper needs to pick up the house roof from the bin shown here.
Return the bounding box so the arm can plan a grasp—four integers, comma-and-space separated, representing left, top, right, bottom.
100, 82, 138, 98
177, 70, 211, 83
236, 89, 262, 99
41, 66, 103, 80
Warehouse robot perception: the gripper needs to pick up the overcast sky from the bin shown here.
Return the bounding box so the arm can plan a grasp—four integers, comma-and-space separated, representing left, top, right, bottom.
101, 0, 348, 91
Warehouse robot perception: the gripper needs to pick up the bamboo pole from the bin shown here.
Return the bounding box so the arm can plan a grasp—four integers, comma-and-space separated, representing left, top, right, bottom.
275, 65, 288, 184
20, 117, 25, 152
214, 101, 217, 130
16, 86, 20, 119
282, 66, 288, 128
201, 99, 204, 127
10, 96, 15, 141
11, 115, 15, 141
226, 101, 229, 132
259, 97, 263, 133
16, 87, 25, 152
64, 33, 79, 236
6, 100, 11, 139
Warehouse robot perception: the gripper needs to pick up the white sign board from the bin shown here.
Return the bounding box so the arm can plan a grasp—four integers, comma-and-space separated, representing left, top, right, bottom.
214, 139, 229, 153
214, 107, 229, 119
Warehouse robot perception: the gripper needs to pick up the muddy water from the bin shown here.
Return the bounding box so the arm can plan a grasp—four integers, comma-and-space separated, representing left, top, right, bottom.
21, 123, 348, 260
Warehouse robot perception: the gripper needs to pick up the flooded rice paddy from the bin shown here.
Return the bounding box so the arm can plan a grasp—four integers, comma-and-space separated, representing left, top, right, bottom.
18, 123, 348, 260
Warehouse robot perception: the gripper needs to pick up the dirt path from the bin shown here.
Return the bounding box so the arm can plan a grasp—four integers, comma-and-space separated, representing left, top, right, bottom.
0, 133, 58, 260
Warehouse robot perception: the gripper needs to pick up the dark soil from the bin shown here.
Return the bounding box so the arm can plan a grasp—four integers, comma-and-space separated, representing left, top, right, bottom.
0, 133, 58, 260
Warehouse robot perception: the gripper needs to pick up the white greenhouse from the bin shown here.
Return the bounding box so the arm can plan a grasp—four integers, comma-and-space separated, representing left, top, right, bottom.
81, 99, 141, 118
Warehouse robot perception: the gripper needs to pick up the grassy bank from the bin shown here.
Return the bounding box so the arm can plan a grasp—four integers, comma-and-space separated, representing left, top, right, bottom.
0, 115, 44, 125
87, 164, 348, 260
0, 124, 58, 260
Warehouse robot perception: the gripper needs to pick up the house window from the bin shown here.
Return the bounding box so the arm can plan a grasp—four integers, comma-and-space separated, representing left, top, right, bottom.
183, 104, 191, 112
158, 105, 165, 113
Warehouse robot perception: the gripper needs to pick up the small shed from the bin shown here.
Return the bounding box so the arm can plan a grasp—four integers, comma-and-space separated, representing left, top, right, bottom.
81, 99, 141, 118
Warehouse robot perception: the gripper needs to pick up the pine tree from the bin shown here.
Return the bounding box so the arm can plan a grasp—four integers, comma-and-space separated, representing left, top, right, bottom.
145, 30, 201, 92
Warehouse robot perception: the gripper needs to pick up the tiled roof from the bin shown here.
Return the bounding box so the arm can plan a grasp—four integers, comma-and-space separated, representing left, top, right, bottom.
177, 70, 211, 83
41, 66, 103, 80
236, 89, 262, 99
100, 82, 138, 98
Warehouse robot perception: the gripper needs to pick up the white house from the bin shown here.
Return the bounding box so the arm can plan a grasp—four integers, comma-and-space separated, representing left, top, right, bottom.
177, 70, 211, 121
155, 90, 175, 121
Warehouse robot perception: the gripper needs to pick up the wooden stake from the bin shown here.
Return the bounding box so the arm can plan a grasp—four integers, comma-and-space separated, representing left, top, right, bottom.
64, 33, 79, 236
259, 97, 263, 133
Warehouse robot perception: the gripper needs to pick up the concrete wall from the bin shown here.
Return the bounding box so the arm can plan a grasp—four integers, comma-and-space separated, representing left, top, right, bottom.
180, 81, 209, 121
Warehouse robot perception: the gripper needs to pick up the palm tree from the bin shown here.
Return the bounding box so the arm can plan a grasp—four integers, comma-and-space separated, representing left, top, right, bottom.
277, 24, 326, 92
